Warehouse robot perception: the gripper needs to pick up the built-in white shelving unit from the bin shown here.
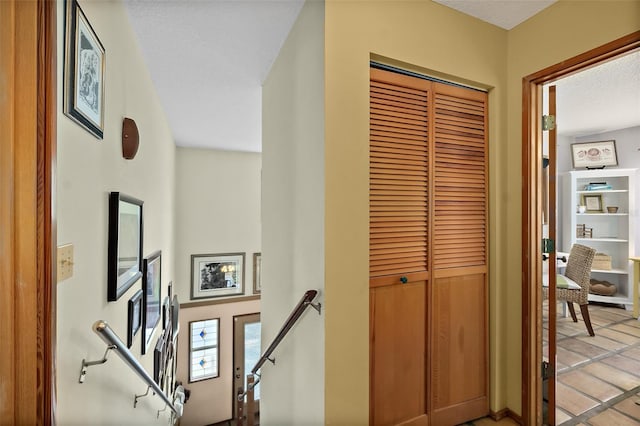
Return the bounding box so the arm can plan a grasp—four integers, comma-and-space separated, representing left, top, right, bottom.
562, 168, 637, 308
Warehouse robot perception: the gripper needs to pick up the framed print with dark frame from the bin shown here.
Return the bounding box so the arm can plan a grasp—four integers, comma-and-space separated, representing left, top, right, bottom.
127, 289, 143, 348
63, 0, 105, 139
582, 194, 603, 213
253, 252, 261, 294
107, 192, 143, 301
571, 140, 618, 169
190, 253, 245, 300
142, 251, 162, 355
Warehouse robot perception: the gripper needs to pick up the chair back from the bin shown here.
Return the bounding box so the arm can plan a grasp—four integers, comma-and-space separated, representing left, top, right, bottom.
564, 244, 596, 293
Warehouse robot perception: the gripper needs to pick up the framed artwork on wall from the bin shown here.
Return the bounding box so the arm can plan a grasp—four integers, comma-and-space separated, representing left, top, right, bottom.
253, 252, 261, 294
190, 253, 245, 300
107, 192, 143, 301
142, 251, 162, 354
63, 0, 105, 139
127, 289, 143, 348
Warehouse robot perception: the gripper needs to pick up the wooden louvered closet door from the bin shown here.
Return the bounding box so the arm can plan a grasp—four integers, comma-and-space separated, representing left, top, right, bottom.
369, 68, 488, 426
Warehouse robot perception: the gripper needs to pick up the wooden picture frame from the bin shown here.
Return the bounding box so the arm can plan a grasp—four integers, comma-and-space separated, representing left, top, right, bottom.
582, 194, 603, 213
253, 252, 262, 294
127, 289, 143, 348
107, 192, 143, 301
63, 0, 105, 138
190, 253, 245, 300
142, 251, 162, 354
571, 140, 618, 169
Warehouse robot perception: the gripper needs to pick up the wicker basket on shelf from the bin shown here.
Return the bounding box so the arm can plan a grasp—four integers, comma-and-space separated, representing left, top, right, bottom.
592, 253, 612, 270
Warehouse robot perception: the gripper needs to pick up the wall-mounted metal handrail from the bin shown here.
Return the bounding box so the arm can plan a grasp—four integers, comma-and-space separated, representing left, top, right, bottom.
81, 320, 179, 417
238, 289, 321, 402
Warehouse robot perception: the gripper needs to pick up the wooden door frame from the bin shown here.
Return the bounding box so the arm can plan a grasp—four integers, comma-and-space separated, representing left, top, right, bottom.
0, 0, 57, 424
521, 31, 640, 425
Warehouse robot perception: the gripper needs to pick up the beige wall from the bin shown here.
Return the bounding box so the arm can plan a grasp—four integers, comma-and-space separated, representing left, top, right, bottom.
261, 0, 325, 424
174, 148, 262, 300
56, 0, 176, 423
504, 0, 640, 414
174, 147, 262, 423
176, 299, 261, 425
324, 2, 508, 423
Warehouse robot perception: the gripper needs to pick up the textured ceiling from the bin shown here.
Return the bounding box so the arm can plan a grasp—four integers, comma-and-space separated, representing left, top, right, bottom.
554, 51, 640, 137
432, 0, 557, 29
125, 1, 639, 152
125, 0, 304, 152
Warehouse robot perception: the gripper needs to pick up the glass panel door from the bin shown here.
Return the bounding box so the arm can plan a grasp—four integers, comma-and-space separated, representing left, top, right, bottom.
233, 313, 261, 417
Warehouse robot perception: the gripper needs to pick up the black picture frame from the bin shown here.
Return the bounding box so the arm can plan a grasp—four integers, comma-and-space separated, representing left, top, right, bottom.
153, 334, 165, 385
63, 0, 106, 139
107, 192, 143, 301
127, 289, 143, 348
142, 251, 162, 355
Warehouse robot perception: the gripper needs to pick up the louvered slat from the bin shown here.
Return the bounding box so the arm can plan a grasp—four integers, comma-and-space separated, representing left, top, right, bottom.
370, 70, 429, 278
432, 83, 487, 270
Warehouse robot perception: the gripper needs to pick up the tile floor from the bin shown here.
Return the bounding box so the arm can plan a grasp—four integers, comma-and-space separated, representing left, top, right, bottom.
545, 303, 640, 425
466, 304, 640, 426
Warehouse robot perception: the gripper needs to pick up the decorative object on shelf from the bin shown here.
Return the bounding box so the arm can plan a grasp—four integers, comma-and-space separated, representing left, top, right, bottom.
582, 194, 603, 213
606, 206, 619, 213
253, 252, 261, 294
127, 289, 143, 348
122, 118, 140, 159
589, 279, 616, 296
584, 182, 612, 191
107, 192, 143, 301
143, 251, 162, 354
190, 253, 245, 300
571, 140, 618, 169
63, 0, 105, 139
578, 205, 586, 214
576, 224, 592, 238
592, 252, 612, 270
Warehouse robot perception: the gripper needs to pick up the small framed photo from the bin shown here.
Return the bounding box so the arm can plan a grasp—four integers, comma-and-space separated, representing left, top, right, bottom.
582, 194, 603, 213
571, 140, 618, 169
63, 0, 105, 139
107, 192, 143, 301
253, 253, 262, 294
143, 251, 162, 354
191, 253, 245, 300
127, 289, 143, 348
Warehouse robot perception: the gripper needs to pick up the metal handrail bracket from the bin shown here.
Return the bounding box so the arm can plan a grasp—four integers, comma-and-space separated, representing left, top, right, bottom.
79, 320, 179, 418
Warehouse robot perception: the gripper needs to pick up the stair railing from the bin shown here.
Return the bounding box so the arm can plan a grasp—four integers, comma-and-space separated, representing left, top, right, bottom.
79, 320, 182, 420
236, 289, 322, 425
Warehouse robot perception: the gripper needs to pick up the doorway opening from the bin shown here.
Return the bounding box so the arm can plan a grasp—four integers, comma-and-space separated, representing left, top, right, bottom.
522, 31, 640, 425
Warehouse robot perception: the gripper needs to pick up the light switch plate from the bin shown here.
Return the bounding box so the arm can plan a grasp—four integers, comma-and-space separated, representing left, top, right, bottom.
57, 244, 74, 282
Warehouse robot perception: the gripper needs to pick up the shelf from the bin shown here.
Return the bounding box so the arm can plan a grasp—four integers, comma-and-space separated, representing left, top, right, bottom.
588, 294, 632, 305
576, 238, 628, 243
577, 189, 628, 194
591, 268, 628, 275
564, 169, 637, 315
576, 213, 628, 216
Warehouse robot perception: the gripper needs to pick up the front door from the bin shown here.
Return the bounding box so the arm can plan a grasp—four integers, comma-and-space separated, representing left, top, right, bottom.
233, 313, 261, 419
